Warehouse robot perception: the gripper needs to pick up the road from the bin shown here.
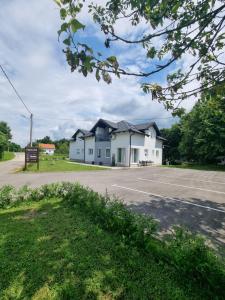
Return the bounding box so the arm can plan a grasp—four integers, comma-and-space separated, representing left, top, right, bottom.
1, 153, 225, 250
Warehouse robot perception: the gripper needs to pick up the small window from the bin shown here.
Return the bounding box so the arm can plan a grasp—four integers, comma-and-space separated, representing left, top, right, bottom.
82, 149, 84, 153
156, 150, 159, 157
88, 148, 93, 155
106, 148, 111, 158
144, 149, 148, 156
152, 150, 154, 156
76, 148, 80, 155
97, 149, 101, 158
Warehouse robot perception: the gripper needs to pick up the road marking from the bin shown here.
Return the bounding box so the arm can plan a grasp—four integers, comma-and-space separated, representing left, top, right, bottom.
112, 184, 225, 213
138, 178, 225, 195
149, 173, 225, 185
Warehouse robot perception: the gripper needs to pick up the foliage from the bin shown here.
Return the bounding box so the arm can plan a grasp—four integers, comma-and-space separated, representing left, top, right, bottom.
0, 121, 11, 159
54, 139, 69, 154
35, 135, 53, 144
160, 87, 225, 164
56, 0, 225, 113
0, 152, 15, 162
8, 142, 22, 152
0, 182, 225, 298
160, 124, 182, 163
179, 92, 225, 163
166, 227, 225, 293
0, 121, 12, 140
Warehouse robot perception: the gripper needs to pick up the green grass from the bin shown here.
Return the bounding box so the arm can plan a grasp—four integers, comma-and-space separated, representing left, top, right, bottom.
0, 151, 15, 162
0, 197, 211, 300
23, 160, 108, 172
162, 163, 225, 172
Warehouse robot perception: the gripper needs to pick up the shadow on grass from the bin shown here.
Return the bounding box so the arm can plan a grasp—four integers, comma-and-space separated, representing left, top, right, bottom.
127, 195, 225, 254
0, 199, 220, 300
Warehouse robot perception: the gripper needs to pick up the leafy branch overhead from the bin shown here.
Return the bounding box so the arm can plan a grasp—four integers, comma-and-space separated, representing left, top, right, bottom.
55, 0, 225, 113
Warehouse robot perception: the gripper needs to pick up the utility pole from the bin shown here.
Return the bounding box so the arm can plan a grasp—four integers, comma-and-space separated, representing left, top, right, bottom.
30, 113, 33, 147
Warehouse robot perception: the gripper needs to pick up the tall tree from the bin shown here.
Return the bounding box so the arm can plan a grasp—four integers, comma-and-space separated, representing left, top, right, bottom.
0, 122, 12, 140
36, 136, 53, 144
0, 122, 12, 159
160, 124, 182, 163
56, 0, 225, 115
179, 89, 225, 163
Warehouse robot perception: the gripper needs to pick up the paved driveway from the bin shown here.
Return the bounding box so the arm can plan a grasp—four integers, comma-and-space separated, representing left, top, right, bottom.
1, 154, 225, 250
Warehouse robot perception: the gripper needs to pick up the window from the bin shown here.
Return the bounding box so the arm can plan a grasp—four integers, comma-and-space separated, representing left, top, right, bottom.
82, 149, 84, 153
76, 148, 80, 155
117, 148, 125, 163
144, 149, 148, 156
156, 150, 159, 157
132, 148, 138, 163
88, 148, 93, 155
97, 149, 101, 158
106, 148, 111, 158
152, 150, 155, 156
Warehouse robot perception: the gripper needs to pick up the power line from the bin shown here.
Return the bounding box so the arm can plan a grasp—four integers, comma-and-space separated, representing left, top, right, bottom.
0, 64, 32, 115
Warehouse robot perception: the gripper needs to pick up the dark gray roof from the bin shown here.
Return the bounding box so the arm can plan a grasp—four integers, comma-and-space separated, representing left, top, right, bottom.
74, 119, 164, 140
90, 118, 118, 132
135, 122, 155, 130
156, 136, 167, 141
134, 121, 161, 136
72, 129, 92, 139
113, 120, 143, 134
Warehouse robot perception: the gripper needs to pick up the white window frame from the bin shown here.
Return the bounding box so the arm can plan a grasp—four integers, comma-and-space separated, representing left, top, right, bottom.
156, 150, 159, 157
152, 149, 155, 156
97, 148, 101, 158
105, 148, 111, 158
76, 148, 80, 155
88, 148, 93, 155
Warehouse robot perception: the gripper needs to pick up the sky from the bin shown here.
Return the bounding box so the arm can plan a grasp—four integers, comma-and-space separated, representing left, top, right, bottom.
0, 0, 195, 146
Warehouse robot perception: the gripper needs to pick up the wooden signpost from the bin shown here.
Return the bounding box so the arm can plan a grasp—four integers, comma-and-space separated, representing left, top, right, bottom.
25, 147, 39, 170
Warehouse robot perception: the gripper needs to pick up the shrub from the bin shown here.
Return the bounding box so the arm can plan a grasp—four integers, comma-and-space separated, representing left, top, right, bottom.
166, 227, 225, 296
0, 185, 16, 208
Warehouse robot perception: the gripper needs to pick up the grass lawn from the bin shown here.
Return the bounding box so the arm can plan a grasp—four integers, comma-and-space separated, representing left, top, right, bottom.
162, 163, 225, 172
0, 197, 210, 300
23, 160, 108, 172
0, 151, 15, 162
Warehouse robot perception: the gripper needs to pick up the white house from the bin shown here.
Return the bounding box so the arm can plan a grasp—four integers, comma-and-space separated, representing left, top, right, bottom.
39, 143, 55, 155
69, 119, 165, 167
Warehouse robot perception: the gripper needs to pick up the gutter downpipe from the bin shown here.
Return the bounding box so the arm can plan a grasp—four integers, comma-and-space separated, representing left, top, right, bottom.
83, 137, 86, 163
129, 131, 135, 167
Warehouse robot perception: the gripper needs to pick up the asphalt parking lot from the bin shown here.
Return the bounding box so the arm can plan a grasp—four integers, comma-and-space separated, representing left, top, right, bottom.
1, 154, 225, 250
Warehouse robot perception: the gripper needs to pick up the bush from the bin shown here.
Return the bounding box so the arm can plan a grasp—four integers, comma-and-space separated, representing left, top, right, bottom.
0, 182, 224, 297
0, 185, 16, 208
166, 227, 225, 295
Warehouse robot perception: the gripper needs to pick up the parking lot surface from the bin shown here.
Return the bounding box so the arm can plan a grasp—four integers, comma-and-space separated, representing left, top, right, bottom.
1, 155, 225, 250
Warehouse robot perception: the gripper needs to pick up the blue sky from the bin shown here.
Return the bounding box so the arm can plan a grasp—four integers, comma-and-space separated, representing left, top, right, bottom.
0, 0, 191, 146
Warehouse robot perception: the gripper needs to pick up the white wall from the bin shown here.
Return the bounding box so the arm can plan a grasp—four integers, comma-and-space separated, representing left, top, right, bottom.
143, 126, 163, 164
69, 131, 84, 161
43, 149, 55, 155
111, 129, 163, 166
111, 133, 130, 166
85, 136, 95, 163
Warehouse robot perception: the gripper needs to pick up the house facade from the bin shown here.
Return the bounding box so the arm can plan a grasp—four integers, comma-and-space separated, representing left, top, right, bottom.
69, 119, 165, 167
39, 143, 55, 155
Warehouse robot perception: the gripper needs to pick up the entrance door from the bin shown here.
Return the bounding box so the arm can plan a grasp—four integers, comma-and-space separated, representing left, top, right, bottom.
131, 148, 139, 163
117, 148, 126, 164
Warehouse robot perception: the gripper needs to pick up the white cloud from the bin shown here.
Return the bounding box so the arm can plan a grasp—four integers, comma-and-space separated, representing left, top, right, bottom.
0, 0, 178, 146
